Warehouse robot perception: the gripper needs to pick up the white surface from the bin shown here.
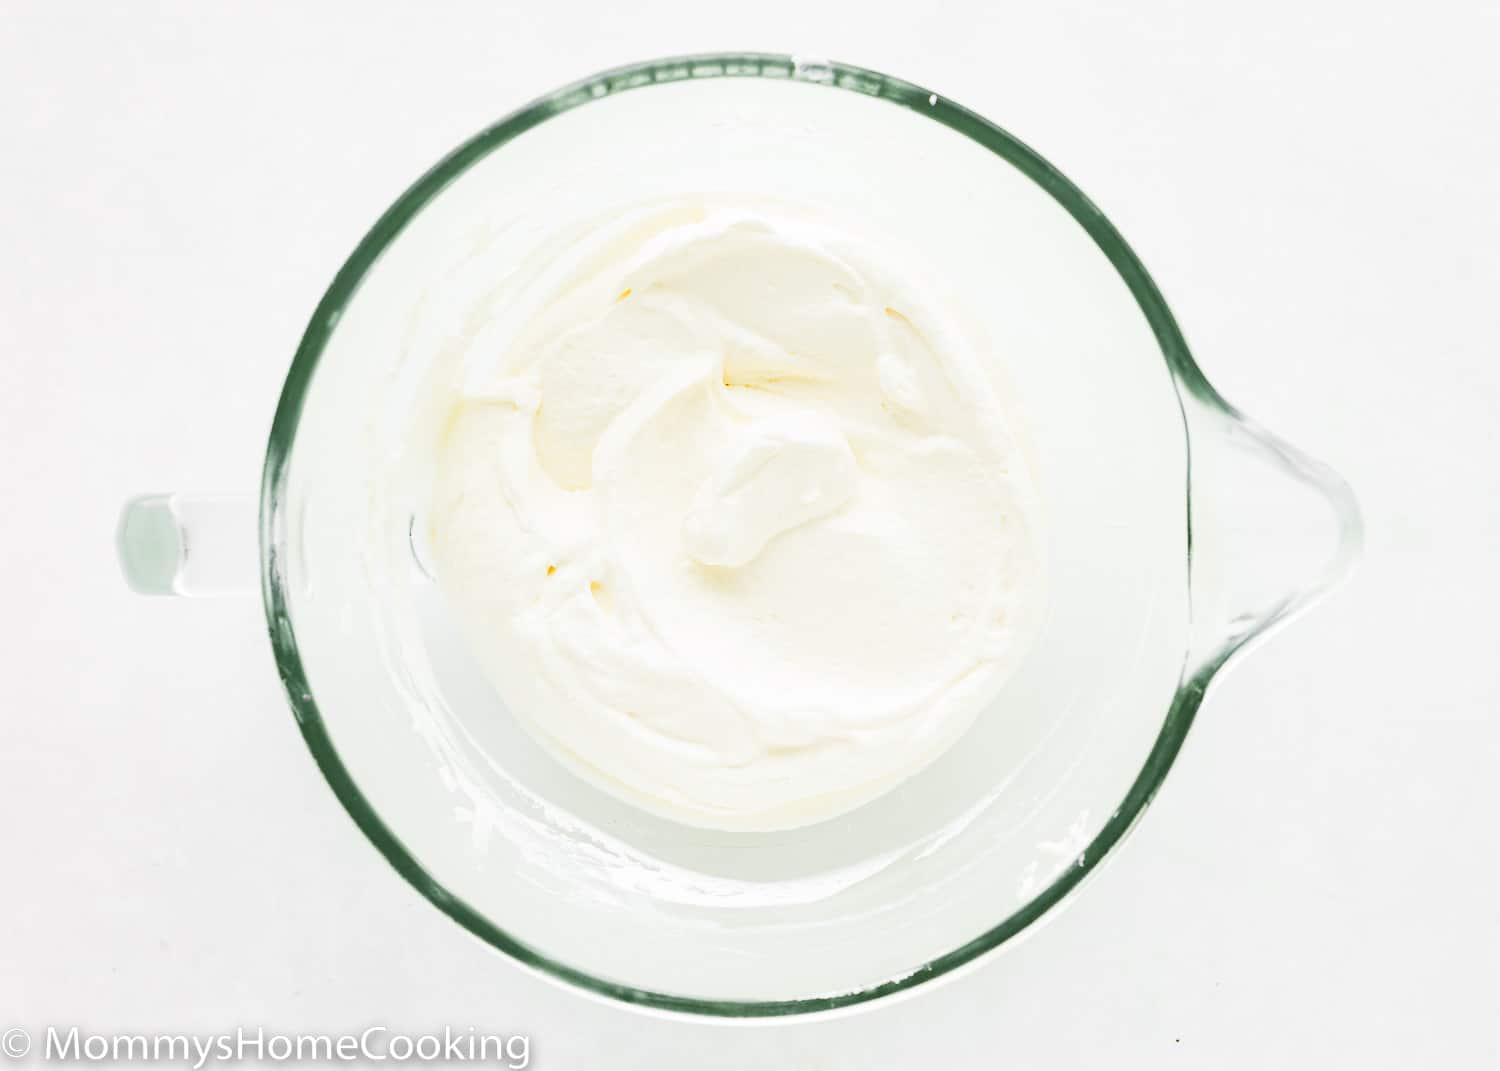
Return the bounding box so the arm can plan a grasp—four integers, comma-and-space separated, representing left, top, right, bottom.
2, 2, 1496, 1067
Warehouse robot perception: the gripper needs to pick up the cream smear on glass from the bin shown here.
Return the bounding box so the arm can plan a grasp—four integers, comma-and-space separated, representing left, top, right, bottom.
427, 197, 1046, 831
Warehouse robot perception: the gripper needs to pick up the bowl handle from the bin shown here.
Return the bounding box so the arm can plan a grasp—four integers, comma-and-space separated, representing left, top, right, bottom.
1184, 400, 1363, 677
116, 493, 258, 597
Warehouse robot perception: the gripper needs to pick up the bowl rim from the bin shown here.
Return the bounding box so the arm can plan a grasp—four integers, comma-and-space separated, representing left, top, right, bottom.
260, 51, 1217, 1018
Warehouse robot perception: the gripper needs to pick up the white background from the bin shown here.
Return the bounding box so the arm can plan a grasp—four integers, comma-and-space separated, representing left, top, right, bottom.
2, 2, 1497, 1067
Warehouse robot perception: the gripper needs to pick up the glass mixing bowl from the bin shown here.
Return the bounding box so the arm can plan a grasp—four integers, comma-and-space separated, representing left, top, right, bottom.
118, 54, 1362, 1017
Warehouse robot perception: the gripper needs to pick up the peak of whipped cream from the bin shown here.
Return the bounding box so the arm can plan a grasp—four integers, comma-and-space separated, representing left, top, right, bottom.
427, 197, 1046, 831
681, 410, 857, 569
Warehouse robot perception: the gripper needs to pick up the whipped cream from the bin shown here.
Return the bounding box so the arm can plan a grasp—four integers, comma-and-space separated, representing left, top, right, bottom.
428, 198, 1045, 831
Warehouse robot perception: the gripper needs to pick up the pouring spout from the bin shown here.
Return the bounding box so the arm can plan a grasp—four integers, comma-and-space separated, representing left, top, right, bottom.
1184, 400, 1363, 679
